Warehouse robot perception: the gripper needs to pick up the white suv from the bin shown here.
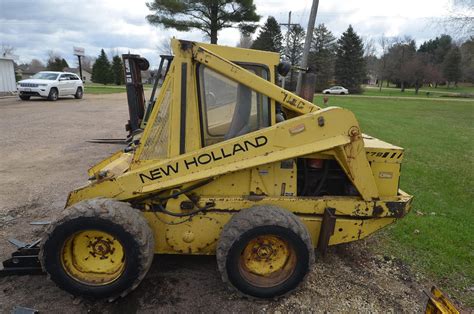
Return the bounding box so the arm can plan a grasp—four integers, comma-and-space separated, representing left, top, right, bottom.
17, 71, 84, 101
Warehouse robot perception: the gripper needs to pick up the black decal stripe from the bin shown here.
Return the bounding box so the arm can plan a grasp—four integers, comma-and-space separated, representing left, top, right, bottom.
180, 63, 187, 155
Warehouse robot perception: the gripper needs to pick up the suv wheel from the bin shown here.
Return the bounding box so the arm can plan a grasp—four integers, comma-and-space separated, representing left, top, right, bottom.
74, 87, 83, 99
48, 88, 58, 101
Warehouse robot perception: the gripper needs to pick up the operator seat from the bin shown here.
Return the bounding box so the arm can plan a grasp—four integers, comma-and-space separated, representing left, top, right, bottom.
224, 84, 252, 140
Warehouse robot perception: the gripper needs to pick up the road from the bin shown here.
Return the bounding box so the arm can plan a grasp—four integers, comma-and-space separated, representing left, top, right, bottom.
0, 94, 427, 313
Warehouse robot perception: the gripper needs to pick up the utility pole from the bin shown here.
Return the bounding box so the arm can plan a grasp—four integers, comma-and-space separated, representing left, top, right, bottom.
279, 11, 298, 88
296, 0, 319, 94
73, 46, 85, 81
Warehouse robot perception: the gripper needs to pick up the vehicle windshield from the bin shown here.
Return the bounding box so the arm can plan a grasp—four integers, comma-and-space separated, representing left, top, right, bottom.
31, 72, 59, 80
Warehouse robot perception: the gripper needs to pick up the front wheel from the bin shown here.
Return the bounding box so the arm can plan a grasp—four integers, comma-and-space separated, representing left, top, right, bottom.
217, 205, 314, 299
74, 87, 83, 99
40, 198, 155, 300
47, 88, 58, 101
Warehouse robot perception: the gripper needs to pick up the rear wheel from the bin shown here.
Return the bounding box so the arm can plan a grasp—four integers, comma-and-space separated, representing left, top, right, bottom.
19, 95, 30, 100
48, 88, 58, 101
40, 198, 155, 300
217, 205, 314, 299
340, 92, 345, 95
74, 87, 83, 99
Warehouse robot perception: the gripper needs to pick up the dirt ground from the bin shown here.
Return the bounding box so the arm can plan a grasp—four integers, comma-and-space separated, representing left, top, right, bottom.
0, 93, 429, 313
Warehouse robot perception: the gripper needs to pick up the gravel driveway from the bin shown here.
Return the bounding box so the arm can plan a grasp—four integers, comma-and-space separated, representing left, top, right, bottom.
0, 94, 427, 313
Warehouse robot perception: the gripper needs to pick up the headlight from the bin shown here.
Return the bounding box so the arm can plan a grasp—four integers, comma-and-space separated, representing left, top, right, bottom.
38, 83, 48, 87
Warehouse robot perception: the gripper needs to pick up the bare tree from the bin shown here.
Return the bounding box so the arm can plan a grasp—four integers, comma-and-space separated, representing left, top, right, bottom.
29, 59, 45, 72
363, 37, 378, 86
377, 35, 395, 90
157, 37, 173, 55
46, 50, 60, 65
109, 48, 121, 59
1, 43, 15, 57
237, 33, 253, 49
81, 56, 96, 73
440, 0, 474, 38
385, 37, 417, 92
363, 37, 376, 57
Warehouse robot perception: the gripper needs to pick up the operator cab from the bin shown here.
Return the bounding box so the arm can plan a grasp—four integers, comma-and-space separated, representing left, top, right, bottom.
140, 43, 280, 153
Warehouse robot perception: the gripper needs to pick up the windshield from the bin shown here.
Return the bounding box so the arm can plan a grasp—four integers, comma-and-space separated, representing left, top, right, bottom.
31, 72, 59, 80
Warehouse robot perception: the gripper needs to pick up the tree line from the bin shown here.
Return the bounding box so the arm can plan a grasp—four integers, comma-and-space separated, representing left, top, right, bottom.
248, 17, 472, 94
11, 0, 473, 90
15, 48, 125, 85
248, 17, 366, 93
145, 0, 473, 94
374, 35, 472, 93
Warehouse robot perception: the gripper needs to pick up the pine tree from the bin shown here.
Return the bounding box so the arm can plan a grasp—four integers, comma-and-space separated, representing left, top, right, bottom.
334, 25, 365, 93
309, 23, 337, 91
111, 55, 125, 85
61, 58, 69, 69
282, 24, 305, 91
251, 16, 283, 53
91, 49, 113, 84
442, 46, 462, 87
47, 56, 68, 71
146, 0, 260, 44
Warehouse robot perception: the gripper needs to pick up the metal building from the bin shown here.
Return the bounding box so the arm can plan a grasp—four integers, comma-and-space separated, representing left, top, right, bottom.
0, 57, 17, 94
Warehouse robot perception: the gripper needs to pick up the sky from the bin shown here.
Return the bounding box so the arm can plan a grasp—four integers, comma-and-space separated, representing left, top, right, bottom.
0, 0, 469, 68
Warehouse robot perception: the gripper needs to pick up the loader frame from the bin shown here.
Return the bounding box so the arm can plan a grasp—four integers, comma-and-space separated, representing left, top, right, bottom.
63, 39, 412, 255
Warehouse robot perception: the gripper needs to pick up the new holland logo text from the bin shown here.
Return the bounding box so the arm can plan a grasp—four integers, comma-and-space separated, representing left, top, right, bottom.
139, 135, 268, 183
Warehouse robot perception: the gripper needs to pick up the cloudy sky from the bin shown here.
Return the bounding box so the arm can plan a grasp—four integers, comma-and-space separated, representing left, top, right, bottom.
0, 0, 467, 68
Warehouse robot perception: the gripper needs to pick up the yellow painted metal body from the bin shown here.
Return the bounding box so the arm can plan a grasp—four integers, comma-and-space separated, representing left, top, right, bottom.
66, 39, 412, 256
425, 286, 460, 314
61, 230, 126, 285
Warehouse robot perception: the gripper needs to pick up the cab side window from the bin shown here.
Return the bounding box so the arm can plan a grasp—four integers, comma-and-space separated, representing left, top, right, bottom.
198, 65, 270, 147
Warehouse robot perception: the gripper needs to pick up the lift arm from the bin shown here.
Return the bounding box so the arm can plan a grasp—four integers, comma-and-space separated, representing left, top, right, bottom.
66, 40, 379, 206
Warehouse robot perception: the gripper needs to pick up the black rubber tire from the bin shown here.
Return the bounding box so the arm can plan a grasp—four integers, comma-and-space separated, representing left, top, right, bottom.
39, 198, 155, 300
216, 205, 314, 299
48, 88, 58, 101
325, 91, 330, 94
19, 95, 30, 100
340, 92, 345, 95
74, 87, 83, 99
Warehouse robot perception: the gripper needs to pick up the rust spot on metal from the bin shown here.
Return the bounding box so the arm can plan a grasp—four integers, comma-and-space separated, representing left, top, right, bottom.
373, 205, 384, 216
386, 201, 406, 218
348, 126, 361, 141
317, 116, 325, 127
246, 194, 265, 201
317, 207, 336, 256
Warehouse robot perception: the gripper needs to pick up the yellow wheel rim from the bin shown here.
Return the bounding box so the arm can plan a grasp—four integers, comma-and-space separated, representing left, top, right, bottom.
239, 235, 297, 287
61, 230, 126, 286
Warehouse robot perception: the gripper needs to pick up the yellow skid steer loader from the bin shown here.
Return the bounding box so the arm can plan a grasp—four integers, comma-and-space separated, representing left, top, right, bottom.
1, 39, 412, 300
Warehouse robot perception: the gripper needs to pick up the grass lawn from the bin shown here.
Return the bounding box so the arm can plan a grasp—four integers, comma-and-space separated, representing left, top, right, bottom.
84, 83, 153, 95
84, 84, 126, 94
314, 94, 474, 306
361, 84, 474, 99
